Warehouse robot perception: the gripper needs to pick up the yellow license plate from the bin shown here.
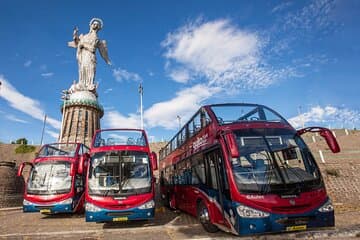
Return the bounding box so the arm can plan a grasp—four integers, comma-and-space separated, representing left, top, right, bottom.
40, 209, 51, 214
286, 225, 307, 231
113, 217, 128, 222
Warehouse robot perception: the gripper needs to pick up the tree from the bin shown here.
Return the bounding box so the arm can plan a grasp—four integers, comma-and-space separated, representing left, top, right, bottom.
12, 138, 28, 145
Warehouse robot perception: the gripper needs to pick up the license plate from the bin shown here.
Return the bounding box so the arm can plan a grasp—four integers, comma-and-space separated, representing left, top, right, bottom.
286, 225, 307, 231
113, 217, 128, 222
40, 209, 51, 214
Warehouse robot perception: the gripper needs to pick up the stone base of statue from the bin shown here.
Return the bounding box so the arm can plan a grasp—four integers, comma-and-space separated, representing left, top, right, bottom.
59, 90, 103, 147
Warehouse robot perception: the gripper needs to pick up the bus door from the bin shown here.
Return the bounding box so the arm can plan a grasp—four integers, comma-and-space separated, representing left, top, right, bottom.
204, 148, 231, 226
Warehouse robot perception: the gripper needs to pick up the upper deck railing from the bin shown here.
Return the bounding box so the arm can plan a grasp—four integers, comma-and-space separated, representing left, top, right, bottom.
91, 129, 149, 148
159, 103, 289, 161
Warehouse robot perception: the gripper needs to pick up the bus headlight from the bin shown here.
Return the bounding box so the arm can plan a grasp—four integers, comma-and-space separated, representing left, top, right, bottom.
58, 198, 73, 205
85, 202, 102, 212
138, 200, 155, 209
318, 199, 334, 213
23, 199, 33, 206
237, 204, 270, 218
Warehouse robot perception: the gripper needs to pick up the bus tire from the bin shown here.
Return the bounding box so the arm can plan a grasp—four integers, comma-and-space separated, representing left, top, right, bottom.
197, 200, 219, 233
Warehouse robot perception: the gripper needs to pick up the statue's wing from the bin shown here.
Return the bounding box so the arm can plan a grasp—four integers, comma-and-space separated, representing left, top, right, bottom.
68, 41, 77, 48
98, 40, 111, 65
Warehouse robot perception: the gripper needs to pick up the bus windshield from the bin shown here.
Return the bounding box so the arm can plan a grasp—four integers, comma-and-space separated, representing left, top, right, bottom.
93, 129, 146, 147
88, 151, 151, 196
210, 104, 286, 124
38, 143, 78, 157
27, 161, 72, 194
231, 128, 322, 194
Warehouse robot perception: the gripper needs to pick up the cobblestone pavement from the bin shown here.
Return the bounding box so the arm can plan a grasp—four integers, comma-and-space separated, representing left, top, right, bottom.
0, 207, 359, 240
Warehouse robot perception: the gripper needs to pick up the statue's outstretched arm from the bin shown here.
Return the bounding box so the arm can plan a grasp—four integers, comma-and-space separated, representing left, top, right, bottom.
68, 27, 79, 48
98, 40, 111, 65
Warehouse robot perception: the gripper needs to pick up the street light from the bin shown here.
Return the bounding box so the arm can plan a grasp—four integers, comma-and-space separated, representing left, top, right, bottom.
59, 90, 70, 143
139, 83, 144, 130
177, 115, 181, 130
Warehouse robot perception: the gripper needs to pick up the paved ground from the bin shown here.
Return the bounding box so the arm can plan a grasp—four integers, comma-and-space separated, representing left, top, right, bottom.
0, 206, 360, 240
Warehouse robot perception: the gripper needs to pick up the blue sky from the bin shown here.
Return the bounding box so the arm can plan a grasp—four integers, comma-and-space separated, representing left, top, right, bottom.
0, 0, 359, 144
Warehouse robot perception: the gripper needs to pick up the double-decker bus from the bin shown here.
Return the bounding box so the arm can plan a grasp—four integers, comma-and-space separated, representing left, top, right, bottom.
159, 103, 340, 236
17, 143, 90, 214
82, 129, 158, 222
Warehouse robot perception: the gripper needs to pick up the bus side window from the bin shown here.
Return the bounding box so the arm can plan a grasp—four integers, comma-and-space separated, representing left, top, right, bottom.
193, 113, 201, 133
200, 108, 210, 128
205, 153, 218, 190
191, 155, 206, 185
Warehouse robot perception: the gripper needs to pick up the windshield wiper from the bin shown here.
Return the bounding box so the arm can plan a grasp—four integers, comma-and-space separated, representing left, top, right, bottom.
262, 136, 287, 186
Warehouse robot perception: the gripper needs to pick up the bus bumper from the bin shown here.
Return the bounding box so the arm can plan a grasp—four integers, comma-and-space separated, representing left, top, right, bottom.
233, 201, 335, 235
85, 202, 155, 222
22, 199, 74, 214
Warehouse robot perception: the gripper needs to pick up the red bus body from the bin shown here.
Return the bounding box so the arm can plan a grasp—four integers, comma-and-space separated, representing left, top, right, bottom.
17, 143, 89, 214
159, 103, 340, 235
84, 129, 158, 222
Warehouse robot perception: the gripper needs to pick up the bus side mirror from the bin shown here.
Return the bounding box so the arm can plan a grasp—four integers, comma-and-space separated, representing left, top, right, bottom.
78, 153, 90, 174
297, 127, 340, 153
17, 163, 25, 177
151, 152, 158, 171
17, 162, 33, 177
224, 132, 239, 158
320, 129, 340, 153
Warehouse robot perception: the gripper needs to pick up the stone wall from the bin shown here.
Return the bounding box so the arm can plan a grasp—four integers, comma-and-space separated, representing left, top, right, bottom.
0, 161, 24, 208
305, 129, 360, 212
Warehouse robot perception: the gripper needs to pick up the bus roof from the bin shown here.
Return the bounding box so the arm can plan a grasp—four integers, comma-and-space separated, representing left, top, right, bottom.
159, 103, 292, 162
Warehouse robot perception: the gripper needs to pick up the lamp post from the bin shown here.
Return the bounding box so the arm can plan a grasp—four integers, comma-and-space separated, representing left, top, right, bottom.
177, 115, 181, 130
139, 83, 144, 130
40, 115, 47, 146
59, 90, 70, 143
297, 106, 305, 129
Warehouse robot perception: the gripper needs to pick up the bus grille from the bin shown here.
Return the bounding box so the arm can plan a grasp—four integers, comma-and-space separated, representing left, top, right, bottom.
271, 204, 311, 213
276, 216, 314, 225
36, 206, 54, 210
106, 211, 133, 217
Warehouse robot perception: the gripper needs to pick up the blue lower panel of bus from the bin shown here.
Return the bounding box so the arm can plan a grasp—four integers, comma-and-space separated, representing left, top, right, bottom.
23, 203, 73, 214
86, 205, 155, 222
233, 204, 334, 235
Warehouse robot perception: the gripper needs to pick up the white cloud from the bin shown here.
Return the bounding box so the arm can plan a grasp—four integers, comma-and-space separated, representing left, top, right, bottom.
162, 18, 292, 91
0, 75, 61, 130
6, 115, 28, 123
271, 2, 293, 14
46, 130, 59, 139
104, 88, 113, 94
104, 84, 220, 131
41, 72, 54, 78
283, 0, 336, 32
288, 105, 360, 129
103, 111, 140, 129
113, 68, 141, 82
144, 84, 219, 129
24, 60, 32, 68
168, 68, 191, 83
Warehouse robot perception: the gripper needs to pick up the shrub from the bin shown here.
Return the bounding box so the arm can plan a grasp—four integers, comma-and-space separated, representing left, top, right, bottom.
325, 168, 340, 177
15, 145, 36, 154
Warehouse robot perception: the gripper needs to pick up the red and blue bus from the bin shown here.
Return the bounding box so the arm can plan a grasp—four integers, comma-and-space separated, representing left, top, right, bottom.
17, 143, 90, 214
159, 103, 340, 236
82, 128, 158, 222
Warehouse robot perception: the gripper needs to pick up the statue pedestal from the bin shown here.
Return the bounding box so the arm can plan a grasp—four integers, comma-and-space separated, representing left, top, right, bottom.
59, 90, 103, 147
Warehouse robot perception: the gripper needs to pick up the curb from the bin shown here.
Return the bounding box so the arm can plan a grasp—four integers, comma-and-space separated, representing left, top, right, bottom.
0, 206, 22, 212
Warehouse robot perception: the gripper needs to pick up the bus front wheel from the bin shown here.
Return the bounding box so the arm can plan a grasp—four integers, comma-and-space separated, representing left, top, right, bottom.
197, 201, 219, 233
